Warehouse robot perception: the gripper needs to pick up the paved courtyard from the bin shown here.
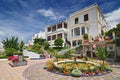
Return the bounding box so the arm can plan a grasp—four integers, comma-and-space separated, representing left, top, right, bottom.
24, 61, 120, 80
0, 59, 47, 80
1, 59, 120, 80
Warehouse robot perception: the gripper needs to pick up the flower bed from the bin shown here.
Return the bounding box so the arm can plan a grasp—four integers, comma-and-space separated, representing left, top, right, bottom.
44, 60, 112, 77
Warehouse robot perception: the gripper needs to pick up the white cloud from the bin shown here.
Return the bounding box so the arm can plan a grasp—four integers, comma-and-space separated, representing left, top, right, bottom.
37, 8, 66, 20
105, 8, 120, 28
0, 42, 3, 48
0, 26, 32, 42
0, 31, 5, 36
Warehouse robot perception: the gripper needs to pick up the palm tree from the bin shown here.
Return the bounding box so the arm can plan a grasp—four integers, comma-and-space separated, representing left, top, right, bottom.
2, 36, 19, 50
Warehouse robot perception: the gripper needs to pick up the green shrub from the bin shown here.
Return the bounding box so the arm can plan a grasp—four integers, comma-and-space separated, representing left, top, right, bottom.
5, 48, 17, 56
44, 41, 50, 50
0, 55, 8, 59
71, 68, 82, 77
23, 56, 29, 58
83, 33, 88, 39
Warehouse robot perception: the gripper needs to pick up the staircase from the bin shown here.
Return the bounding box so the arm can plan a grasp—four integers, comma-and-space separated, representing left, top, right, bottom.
58, 45, 79, 54
23, 50, 40, 59
41, 48, 50, 58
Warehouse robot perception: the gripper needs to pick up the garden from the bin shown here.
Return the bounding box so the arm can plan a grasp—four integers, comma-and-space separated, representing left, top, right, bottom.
44, 46, 112, 77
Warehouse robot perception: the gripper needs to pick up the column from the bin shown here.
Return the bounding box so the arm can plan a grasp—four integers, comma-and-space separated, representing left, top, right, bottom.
71, 40, 73, 47
56, 24, 58, 30
62, 22, 64, 28
62, 32, 64, 39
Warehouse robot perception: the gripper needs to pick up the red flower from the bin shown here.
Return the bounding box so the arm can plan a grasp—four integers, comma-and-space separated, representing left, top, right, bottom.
105, 36, 110, 40
8, 56, 18, 62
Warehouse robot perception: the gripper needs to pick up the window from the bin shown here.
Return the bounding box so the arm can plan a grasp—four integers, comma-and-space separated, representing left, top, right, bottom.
84, 14, 88, 21
72, 41, 76, 46
47, 27, 51, 32
64, 23, 67, 29
81, 27, 85, 35
75, 17, 79, 24
78, 40, 82, 45
57, 33, 62, 38
58, 23, 62, 29
74, 27, 80, 36
47, 36, 51, 41
52, 25, 56, 32
52, 35, 56, 40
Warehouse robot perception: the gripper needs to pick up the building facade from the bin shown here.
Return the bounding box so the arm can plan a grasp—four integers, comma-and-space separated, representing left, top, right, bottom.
29, 31, 45, 46
45, 22, 67, 47
45, 3, 108, 47
67, 3, 107, 47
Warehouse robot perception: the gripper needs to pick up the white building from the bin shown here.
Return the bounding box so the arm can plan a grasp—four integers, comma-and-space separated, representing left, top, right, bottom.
29, 31, 45, 46
46, 3, 108, 47
45, 22, 67, 47
67, 3, 108, 47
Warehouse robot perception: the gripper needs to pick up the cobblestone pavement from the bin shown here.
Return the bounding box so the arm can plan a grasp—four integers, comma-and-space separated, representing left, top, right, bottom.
24, 62, 120, 80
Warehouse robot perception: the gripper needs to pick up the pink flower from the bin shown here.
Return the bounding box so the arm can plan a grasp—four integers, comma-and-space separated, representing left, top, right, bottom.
95, 70, 99, 74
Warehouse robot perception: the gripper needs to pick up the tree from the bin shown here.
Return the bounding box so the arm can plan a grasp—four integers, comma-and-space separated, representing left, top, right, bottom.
1, 36, 19, 56
96, 47, 108, 65
54, 37, 64, 48
44, 41, 50, 50
2, 36, 19, 50
32, 43, 41, 52
19, 40, 24, 52
107, 23, 120, 39
34, 38, 46, 46
52, 50, 58, 61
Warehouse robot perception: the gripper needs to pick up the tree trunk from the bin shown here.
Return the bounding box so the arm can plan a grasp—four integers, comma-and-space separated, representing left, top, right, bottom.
74, 57, 77, 64
103, 59, 104, 65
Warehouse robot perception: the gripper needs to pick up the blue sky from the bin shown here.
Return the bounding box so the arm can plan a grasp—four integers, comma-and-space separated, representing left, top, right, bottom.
0, 0, 120, 45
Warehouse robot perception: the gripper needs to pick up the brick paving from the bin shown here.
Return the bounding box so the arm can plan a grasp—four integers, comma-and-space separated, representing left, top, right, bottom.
24, 61, 120, 80
1, 59, 120, 80
0, 59, 47, 80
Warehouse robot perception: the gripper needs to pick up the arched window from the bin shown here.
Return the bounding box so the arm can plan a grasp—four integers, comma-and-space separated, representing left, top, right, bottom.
81, 27, 85, 35
74, 27, 80, 36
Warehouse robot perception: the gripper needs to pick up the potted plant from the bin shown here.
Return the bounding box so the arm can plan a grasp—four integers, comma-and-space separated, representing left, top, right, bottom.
83, 34, 88, 42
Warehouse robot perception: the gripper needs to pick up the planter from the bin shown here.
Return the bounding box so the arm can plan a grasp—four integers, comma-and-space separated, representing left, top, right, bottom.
9, 55, 27, 67
84, 39, 89, 42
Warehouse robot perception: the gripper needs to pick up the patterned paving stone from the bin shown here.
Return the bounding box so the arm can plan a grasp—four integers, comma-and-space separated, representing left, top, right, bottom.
24, 62, 120, 80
